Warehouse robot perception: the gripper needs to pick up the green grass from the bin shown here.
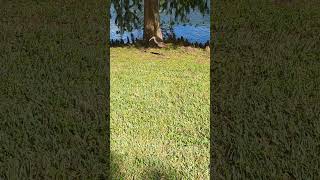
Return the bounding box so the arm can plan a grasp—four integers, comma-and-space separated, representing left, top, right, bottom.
211, 0, 320, 178
110, 46, 210, 179
0, 1, 108, 178
2, 0, 319, 178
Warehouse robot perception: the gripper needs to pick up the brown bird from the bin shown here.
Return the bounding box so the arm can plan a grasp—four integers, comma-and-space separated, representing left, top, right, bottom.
149, 36, 166, 48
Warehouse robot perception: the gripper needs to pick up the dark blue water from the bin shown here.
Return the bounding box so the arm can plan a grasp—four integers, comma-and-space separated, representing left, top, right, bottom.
110, 4, 210, 44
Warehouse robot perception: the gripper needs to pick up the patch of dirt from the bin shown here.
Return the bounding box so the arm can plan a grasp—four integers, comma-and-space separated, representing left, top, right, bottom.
205, 46, 210, 53
182, 46, 197, 53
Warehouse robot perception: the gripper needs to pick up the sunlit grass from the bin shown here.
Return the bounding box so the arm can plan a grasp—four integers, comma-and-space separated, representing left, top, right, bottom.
110, 46, 210, 179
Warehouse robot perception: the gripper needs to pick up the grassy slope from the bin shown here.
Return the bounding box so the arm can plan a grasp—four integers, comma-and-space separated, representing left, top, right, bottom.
0, 1, 108, 179
211, 0, 320, 178
110, 46, 210, 179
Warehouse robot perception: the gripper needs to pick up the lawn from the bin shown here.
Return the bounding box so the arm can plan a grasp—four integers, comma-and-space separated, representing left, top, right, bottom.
211, 0, 320, 178
1, 1, 108, 179
110, 46, 210, 179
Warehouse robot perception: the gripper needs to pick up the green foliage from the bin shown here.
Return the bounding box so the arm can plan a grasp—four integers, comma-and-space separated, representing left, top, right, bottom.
160, 0, 209, 21
111, 0, 210, 33
111, 0, 143, 33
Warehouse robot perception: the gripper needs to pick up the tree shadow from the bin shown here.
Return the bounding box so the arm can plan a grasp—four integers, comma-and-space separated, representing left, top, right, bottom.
110, 38, 209, 50
110, 151, 181, 179
140, 165, 181, 180
110, 152, 126, 179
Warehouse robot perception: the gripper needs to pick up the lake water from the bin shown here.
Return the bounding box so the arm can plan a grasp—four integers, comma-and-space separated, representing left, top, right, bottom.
110, 4, 210, 44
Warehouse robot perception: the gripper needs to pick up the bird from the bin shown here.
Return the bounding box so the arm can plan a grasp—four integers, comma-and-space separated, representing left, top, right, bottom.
149, 36, 166, 48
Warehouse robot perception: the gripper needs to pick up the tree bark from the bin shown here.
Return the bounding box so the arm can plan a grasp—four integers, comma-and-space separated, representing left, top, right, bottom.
144, 0, 163, 44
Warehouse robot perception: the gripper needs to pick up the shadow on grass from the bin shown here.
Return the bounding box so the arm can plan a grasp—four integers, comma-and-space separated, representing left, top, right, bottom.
110, 152, 181, 179
140, 166, 181, 180
110, 152, 126, 179
110, 39, 209, 50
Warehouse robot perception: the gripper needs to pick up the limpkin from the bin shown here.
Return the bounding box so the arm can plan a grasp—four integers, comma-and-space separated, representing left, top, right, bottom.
149, 36, 166, 48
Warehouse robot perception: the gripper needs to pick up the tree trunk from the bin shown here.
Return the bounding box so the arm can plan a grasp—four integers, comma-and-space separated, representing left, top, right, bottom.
144, 0, 163, 44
